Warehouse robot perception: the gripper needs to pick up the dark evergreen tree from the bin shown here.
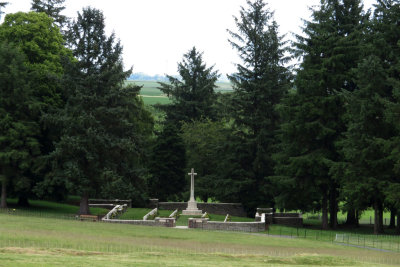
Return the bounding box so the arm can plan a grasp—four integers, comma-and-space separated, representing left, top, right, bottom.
151, 47, 219, 201
181, 119, 229, 202
148, 123, 186, 201
357, 0, 400, 234
158, 47, 220, 124
44, 7, 153, 214
275, 0, 367, 229
0, 42, 40, 209
0, 12, 69, 206
30, 0, 67, 30
226, 0, 291, 212
378, 0, 400, 235
339, 55, 393, 234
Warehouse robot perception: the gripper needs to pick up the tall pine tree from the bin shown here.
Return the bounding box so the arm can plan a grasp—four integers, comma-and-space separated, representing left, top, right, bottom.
0, 42, 40, 209
158, 46, 220, 124
44, 7, 153, 214
31, 0, 67, 30
348, 0, 400, 234
275, 0, 367, 229
227, 0, 291, 211
0, 11, 69, 206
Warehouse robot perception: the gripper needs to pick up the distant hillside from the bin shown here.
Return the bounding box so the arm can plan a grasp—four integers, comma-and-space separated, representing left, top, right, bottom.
128, 72, 230, 83
128, 73, 168, 81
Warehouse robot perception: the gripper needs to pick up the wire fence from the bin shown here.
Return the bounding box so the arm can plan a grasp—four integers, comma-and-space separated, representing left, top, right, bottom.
267, 225, 400, 253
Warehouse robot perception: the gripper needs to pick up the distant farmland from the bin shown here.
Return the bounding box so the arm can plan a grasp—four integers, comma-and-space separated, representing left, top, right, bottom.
126, 80, 233, 105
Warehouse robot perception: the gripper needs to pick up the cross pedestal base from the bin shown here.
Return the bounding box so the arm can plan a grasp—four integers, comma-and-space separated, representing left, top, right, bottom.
182, 200, 202, 215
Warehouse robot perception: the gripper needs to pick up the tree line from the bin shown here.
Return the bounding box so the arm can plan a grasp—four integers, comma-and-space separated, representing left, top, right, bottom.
0, 0, 399, 234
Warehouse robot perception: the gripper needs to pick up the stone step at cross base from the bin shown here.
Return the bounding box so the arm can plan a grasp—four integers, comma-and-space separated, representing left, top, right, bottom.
182, 209, 203, 216
182, 200, 202, 215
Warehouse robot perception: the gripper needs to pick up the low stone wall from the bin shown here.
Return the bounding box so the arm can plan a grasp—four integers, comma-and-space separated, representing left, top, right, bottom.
255, 208, 303, 227
89, 204, 115, 210
157, 202, 187, 211
274, 213, 300, 218
257, 208, 273, 213
153, 200, 247, 217
188, 218, 266, 232
90, 199, 132, 208
102, 217, 175, 227
273, 217, 303, 227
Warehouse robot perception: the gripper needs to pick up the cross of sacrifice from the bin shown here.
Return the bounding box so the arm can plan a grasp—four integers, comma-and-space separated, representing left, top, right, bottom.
188, 168, 197, 202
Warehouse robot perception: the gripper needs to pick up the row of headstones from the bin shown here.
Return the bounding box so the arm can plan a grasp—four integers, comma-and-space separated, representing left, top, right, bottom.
142, 209, 232, 224
102, 204, 128, 220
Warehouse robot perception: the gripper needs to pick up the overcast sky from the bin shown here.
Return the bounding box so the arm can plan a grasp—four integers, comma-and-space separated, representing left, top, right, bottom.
2, 0, 375, 77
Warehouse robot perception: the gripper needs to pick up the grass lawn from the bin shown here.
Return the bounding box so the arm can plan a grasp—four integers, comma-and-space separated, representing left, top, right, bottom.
0, 213, 399, 266
3, 199, 108, 218
118, 208, 151, 220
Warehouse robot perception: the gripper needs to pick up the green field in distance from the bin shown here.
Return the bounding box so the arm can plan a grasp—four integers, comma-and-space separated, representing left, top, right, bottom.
126, 80, 233, 105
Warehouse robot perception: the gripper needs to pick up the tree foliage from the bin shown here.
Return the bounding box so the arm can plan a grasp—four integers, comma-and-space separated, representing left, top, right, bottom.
158, 47, 220, 124
0, 11, 69, 205
44, 7, 153, 214
0, 2, 8, 20
148, 123, 186, 201
181, 119, 229, 202
0, 42, 40, 208
275, 0, 367, 229
227, 0, 291, 212
30, 0, 67, 30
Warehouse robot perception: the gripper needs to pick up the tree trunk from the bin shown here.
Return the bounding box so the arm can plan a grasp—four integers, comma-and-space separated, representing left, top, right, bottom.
329, 186, 338, 229
374, 201, 384, 234
17, 196, 29, 207
79, 194, 90, 215
346, 208, 357, 226
389, 208, 396, 229
322, 193, 328, 230
396, 214, 400, 235
1, 177, 7, 209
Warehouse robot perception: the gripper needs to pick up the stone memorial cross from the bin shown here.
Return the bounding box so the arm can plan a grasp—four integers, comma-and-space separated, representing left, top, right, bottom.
188, 168, 197, 202
182, 168, 202, 215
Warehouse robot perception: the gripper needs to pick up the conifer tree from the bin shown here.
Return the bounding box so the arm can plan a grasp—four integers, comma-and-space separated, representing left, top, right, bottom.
227, 0, 291, 211
344, 0, 400, 234
0, 12, 69, 206
31, 0, 67, 30
0, 42, 40, 209
148, 123, 186, 201
46, 7, 153, 214
275, 0, 367, 229
377, 0, 400, 234
158, 47, 220, 124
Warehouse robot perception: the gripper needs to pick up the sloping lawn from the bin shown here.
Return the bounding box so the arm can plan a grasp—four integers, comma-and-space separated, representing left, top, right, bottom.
3, 199, 108, 217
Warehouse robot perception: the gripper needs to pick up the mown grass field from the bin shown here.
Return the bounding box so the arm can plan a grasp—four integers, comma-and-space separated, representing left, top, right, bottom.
1, 212, 399, 266
127, 80, 233, 106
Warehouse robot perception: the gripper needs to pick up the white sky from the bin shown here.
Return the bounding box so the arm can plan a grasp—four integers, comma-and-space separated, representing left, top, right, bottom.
2, 0, 375, 77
